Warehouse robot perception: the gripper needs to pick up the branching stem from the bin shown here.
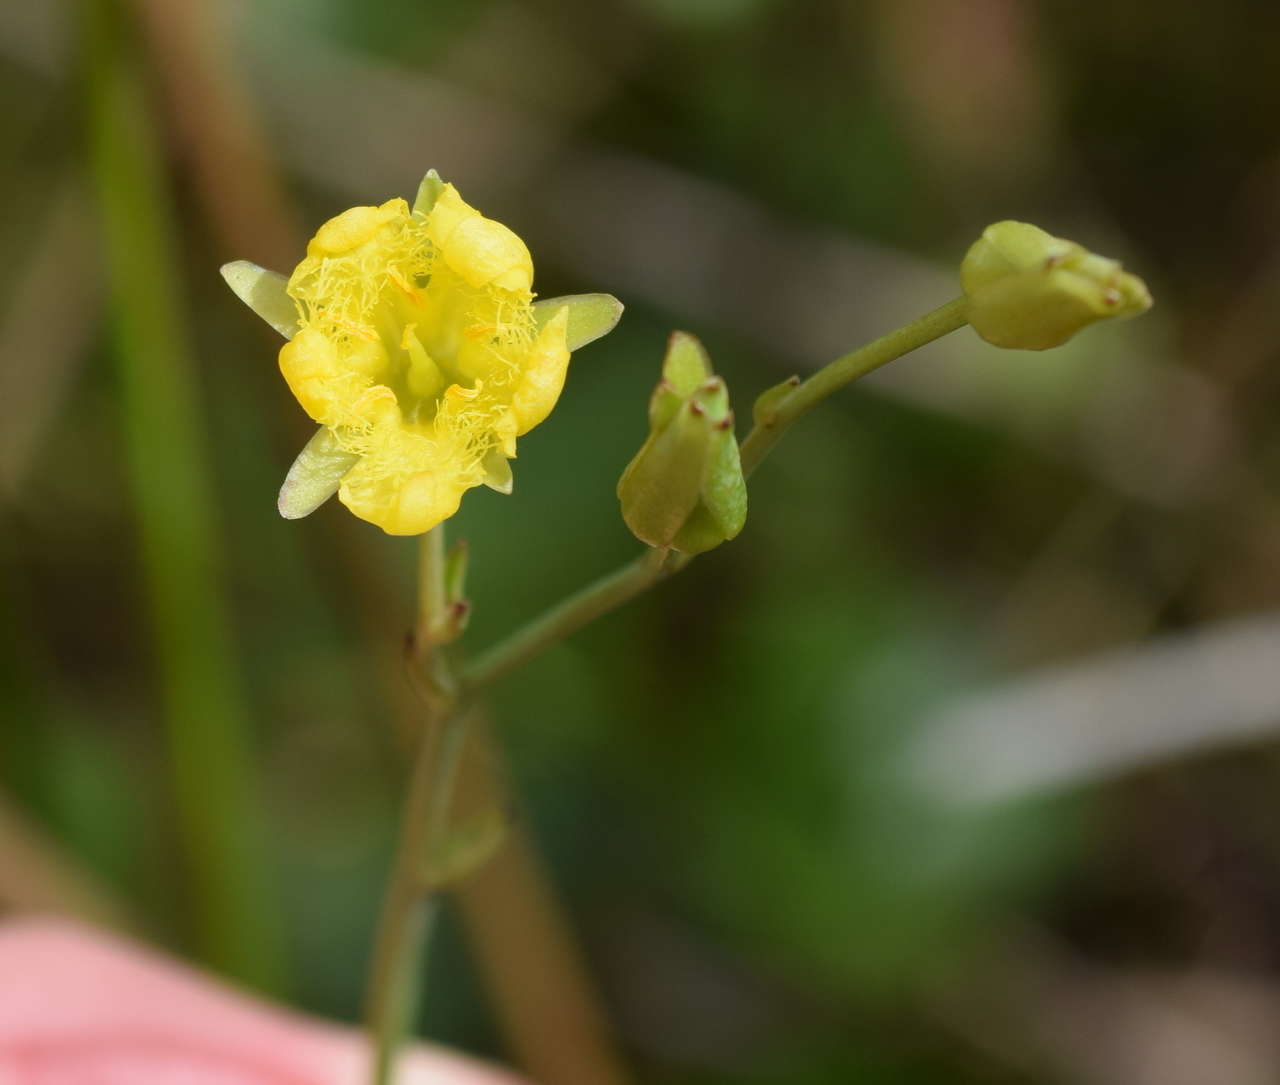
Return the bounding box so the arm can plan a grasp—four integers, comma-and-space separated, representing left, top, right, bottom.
464, 299, 969, 693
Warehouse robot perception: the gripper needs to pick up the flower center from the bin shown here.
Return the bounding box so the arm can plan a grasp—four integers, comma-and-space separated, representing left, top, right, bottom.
291, 225, 531, 436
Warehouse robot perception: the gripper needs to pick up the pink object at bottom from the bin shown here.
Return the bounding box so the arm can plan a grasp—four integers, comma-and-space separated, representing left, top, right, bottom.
0, 919, 526, 1085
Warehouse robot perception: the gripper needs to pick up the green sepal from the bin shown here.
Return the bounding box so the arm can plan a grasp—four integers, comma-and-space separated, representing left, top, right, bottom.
481, 446, 514, 494
648, 334, 715, 430
661, 331, 712, 396
752, 375, 801, 426
277, 427, 359, 520
412, 169, 446, 217
690, 376, 730, 424
533, 293, 624, 351
420, 807, 509, 888
648, 381, 685, 431
618, 401, 711, 548
672, 417, 747, 554
220, 260, 299, 339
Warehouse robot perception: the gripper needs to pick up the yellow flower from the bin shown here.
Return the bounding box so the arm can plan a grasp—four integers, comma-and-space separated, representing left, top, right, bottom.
223, 174, 622, 536
284, 184, 570, 534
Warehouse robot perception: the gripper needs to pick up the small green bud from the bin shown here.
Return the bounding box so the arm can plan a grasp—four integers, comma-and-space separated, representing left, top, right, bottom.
961, 221, 1152, 351
752, 374, 801, 427
436, 539, 472, 643
617, 333, 747, 555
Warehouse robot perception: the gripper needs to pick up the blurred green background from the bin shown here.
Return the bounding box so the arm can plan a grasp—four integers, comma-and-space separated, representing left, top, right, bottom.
6, 1, 1280, 1082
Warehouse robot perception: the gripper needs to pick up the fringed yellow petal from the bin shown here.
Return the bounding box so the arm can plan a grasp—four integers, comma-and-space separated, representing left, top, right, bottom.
279, 328, 352, 425
308, 198, 407, 257
349, 385, 399, 429
424, 185, 532, 293
422, 186, 474, 249
339, 460, 467, 536
491, 409, 518, 458
441, 215, 532, 292
346, 335, 390, 381
511, 307, 570, 434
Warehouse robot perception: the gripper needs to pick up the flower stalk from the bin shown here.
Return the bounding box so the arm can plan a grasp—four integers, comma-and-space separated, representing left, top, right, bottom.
738, 297, 968, 474
365, 525, 469, 1085
464, 546, 675, 693
464, 298, 970, 694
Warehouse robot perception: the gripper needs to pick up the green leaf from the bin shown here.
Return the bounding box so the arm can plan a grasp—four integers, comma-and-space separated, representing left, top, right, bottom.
533, 293, 624, 351
277, 428, 358, 520
220, 261, 299, 340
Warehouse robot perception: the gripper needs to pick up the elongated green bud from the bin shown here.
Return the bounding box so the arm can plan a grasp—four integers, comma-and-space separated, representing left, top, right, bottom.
617, 333, 747, 554
961, 221, 1152, 350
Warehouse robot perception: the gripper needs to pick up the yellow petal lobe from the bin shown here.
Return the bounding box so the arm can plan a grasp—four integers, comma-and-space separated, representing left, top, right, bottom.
279, 328, 348, 424
308, 199, 407, 257
511, 307, 570, 434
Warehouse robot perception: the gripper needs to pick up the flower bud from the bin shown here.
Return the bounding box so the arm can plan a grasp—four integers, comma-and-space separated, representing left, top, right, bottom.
617, 333, 747, 555
961, 221, 1152, 350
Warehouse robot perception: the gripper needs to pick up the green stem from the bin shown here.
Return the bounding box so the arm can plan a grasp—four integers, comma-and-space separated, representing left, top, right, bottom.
416, 523, 448, 651
464, 547, 672, 692
738, 296, 968, 476
464, 300, 969, 693
365, 526, 466, 1085
366, 708, 470, 1085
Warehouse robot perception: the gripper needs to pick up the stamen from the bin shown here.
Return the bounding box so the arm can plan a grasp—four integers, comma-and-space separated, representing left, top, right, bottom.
444, 381, 483, 402
386, 266, 422, 304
